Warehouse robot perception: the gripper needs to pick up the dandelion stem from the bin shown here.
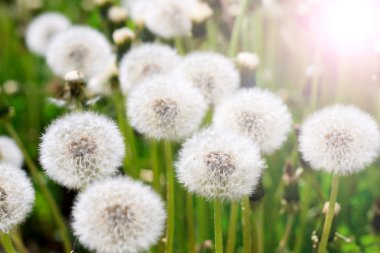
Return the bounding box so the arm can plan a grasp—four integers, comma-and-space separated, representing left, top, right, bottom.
150, 139, 161, 194
186, 193, 196, 253
226, 202, 239, 253
253, 202, 264, 253
228, 0, 250, 57
10, 231, 29, 253
242, 196, 252, 253
0, 233, 16, 253
164, 140, 175, 253
4, 123, 72, 253
214, 199, 223, 253
278, 213, 295, 252
317, 174, 340, 253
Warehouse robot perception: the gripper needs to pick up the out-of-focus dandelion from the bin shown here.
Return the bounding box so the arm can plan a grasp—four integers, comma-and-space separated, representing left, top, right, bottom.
235, 52, 260, 87
39, 111, 125, 189
87, 60, 118, 96
0, 136, 23, 168
72, 176, 166, 253
25, 12, 71, 56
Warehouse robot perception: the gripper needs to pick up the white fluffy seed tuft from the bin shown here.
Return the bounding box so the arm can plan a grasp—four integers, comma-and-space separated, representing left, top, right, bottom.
0, 136, 23, 168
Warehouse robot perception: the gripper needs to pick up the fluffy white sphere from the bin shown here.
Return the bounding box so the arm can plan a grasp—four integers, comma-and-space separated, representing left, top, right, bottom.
121, 0, 152, 23
0, 164, 35, 233
0, 136, 23, 168
46, 26, 113, 79
174, 52, 240, 105
299, 105, 380, 175
176, 128, 265, 201
72, 176, 166, 253
39, 111, 125, 189
25, 12, 71, 56
127, 74, 208, 140
119, 43, 181, 94
213, 88, 292, 154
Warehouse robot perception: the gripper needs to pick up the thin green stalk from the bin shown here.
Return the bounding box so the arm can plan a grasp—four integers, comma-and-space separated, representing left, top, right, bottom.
278, 213, 295, 252
228, 0, 250, 57
4, 123, 72, 252
1, 233, 16, 253
253, 203, 264, 253
242, 197, 252, 253
186, 193, 196, 253
196, 197, 209, 242
164, 140, 175, 253
214, 199, 223, 253
10, 232, 29, 253
150, 139, 161, 194
317, 175, 340, 253
226, 202, 239, 253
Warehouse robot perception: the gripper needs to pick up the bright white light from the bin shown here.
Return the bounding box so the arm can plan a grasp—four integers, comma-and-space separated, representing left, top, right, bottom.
315, 0, 380, 52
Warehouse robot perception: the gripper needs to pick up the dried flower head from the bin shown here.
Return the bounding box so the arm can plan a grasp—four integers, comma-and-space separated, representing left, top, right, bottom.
189, 1, 213, 23
174, 52, 240, 105
72, 176, 166, 253
176, 128, 265, 201
0, 136, 23, 168
299, 105, 380, 174
127, 74, 208, 140
40, 111, 125, 189
112, 28, 136, 45
119, 43, 181, 93
108, 6, 128, 23
46, 26, 113, 79
26, 12, 71, 56
0, 163, 35, 233
236, 52, 260, 70
213, 88, 292, 154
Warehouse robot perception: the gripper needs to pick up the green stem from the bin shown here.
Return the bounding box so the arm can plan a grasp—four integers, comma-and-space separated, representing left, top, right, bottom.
4, 123, 72, 252
226, 202, 239, 253
242, 197, 252, 253
10, 232, 28, 253
164, 140, 175, 253
150, 139, 161, 194
317, 175, 340, 253
278, 213, 295, 252
228, 0, 250, 57
1, 233, 16, 253
253, 203, 264, 253
214, 199, 223, 253
186, 193, 196, 253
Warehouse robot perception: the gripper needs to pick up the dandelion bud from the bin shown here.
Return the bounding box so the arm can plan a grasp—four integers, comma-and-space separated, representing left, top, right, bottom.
25, 12, 71, 56
0, 136, 23, 168
65, 70, 84, 83
0, 164, 35, 233
213, 88, 292, 154
112, 28, 135, 61
128, 75, 207, 140
236, 52, 260, 87
299, 105, 380, 174
176, 128, 265, 201
40, 112, 125, 189
190, 2, 213, 38
72, 176, 166, 253
322, 202, 341, 216
108, 6, 128, 24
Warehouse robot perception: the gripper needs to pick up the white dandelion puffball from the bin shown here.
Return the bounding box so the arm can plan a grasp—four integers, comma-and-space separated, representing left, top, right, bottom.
40, 112, 125, 189
176, 128, 265, 201
0, 163, 35, 233
121, 0, 152, 23
145, 0, 192, 38
72, 176, 166, 253
119, 43, 181, 94
25, 12, 71, 56
174, 52, 240, 105
0, 136, 23, 168
46, 26, 113, 79
299, 105, 380, 175
127, 74, 208, 140
213, 88, 292, 154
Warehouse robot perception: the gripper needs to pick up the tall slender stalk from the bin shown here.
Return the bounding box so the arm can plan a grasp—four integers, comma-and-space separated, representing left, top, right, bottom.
242, 196, 252, 253
1, 233, 16, 253
150, 139, 161, 194
214, 199, 223, 253
278, 213, 295, 252
228, 0, 250, 57
226, 202, 239, 253
186, 193, 196, 253
253, 203, 264, 253
4, 123, 72, 252
10, 231, 29, 253
164, 140, 175, 253
317, 175, 340, 253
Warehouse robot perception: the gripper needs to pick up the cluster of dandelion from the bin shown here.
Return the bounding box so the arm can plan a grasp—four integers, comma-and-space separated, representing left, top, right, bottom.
1, 0, 380, 253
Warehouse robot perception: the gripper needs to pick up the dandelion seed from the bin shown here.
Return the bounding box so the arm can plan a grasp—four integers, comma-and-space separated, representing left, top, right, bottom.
72, 176, 166, 253
176, 128, 265, 201
299, 105, 380, 174
127, 74, 207, 140
0, 136, 23, 168
0, 163, 35, 233
39, 111, 125, 189
213, 88, 292, 154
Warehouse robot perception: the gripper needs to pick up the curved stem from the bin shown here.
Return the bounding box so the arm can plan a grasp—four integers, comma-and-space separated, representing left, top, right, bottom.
186, 193, 196, 253
4, 123, 72, 252
226, 202, 239, 253
1, 233, 16, 253
317, 174, 340, 253
10, 231, 29, 253
214, 199, 223, 253
242, 197, 252, 253
278, 213, 295, 252
228, 0, 249, 57
164, 140, 175, 253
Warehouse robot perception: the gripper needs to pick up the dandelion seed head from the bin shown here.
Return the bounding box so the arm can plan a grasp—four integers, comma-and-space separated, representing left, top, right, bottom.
121, 0, 152, 24
213, 88, 292, 154
236, 52, 260, 70
127, 74, 207, 140
112, 28, 136, 45
0, 164, 35, 233
299, 105, 380, 174
72, 176, 166, 253
87, 58, 118, 96
119, 43, 181, 93
176, 128, 265, 201
26, 12, 71, 56
108, 6, 128, 23
0, 137, 23, 168
46, 26, 113, 80
39, 111, 125, 189
174, 52, 240, 105
189, 1, 213, 23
